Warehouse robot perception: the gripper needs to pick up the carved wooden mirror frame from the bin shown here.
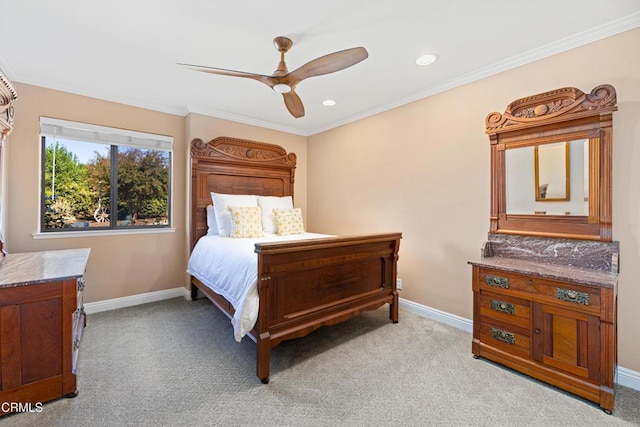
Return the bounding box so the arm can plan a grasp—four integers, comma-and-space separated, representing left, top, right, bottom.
485, 84, 617, 241
0, 69, 18, 255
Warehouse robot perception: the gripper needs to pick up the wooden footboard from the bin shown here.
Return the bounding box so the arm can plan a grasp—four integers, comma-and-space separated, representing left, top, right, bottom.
253, 232, 401, 383
190, 232, 401, 383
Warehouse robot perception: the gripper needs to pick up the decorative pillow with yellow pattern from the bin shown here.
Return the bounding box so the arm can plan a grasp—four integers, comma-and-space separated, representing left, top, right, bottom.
228, 206, 264, 238
273, 208, 305, 236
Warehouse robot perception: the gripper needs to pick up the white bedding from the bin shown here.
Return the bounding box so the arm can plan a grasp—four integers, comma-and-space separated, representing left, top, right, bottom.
187, 233, 330, 342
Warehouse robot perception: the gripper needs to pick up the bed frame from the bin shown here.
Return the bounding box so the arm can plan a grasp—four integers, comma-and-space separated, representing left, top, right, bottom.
190, 136, 401, 383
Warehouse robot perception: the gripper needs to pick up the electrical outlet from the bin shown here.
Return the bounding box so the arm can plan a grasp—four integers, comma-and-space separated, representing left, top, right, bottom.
396, 278, 402, 290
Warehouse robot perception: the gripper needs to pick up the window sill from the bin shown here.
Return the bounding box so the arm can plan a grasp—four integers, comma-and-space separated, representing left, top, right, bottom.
32, 227, 176, 239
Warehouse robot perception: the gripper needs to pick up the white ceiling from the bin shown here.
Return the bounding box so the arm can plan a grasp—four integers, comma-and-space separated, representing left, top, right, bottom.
2, 1, 639, 136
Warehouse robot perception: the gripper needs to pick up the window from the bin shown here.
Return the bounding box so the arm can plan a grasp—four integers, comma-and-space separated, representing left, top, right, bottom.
40, 118, 172, 232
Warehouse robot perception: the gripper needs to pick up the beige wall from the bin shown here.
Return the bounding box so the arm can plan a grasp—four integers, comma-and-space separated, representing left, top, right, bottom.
307, 27, 640, 372
7, 83, 187, 303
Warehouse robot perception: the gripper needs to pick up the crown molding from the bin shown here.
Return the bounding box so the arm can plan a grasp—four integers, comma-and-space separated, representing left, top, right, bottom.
185, 105, 308, 136
6, 76, 189, 117
308, 12, 640, 136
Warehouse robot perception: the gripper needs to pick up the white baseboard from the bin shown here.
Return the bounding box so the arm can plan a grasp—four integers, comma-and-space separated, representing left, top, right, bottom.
398, 297, 640, 392
617, 366, 640, 391
83, 286, 190, 314
400, 297, 473, 333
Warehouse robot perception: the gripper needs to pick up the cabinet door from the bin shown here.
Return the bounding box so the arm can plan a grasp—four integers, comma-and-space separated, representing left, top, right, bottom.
1, 283, 65, 382
0, 278, 77, 412
532, 303, 600, 381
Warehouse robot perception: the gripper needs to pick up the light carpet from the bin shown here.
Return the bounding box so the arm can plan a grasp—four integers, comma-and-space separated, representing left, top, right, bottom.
3, 297, 639, 426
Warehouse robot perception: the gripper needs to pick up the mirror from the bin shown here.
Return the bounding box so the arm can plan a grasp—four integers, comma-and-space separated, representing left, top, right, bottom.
506, 139, 587, 215
486, 84, 617, 241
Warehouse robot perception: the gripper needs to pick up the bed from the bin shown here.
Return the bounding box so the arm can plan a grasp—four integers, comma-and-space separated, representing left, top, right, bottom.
189, 136, 401, 383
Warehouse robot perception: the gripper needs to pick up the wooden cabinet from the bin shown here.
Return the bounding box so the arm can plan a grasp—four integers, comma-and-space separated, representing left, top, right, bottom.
471, 263, 617, 413
0, 248, 89, 416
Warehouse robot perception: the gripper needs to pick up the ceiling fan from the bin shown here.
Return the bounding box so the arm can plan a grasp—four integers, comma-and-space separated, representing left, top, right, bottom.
178, 36, 368, 118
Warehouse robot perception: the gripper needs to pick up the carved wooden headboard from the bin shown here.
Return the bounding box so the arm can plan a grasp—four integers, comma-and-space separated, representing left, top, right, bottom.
190, 136, 297, 250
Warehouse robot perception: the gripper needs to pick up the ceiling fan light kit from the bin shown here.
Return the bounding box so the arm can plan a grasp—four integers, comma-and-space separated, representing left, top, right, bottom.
273, 84, 292, 94
179, 36, 368, 118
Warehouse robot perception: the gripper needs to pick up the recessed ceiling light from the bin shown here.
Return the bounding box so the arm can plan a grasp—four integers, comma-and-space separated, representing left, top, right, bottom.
322, 99, 336, 107
416, 54, 438, 66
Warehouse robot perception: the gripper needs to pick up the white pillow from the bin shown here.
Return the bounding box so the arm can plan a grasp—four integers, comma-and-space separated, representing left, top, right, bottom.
257, 196, 294, 234
206, 205, 218, 235
211, 192, 258, 237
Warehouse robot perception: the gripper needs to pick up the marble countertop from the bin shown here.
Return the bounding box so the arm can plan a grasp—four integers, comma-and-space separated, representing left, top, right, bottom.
0, 248, 90, 288
468, 256, 618, 288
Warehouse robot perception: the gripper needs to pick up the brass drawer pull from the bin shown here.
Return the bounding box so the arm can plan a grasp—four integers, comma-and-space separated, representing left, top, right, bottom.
485, 274, 509, 289
556, 288, 590, 305
491, 327, 516, 344
491, 299, 515, 315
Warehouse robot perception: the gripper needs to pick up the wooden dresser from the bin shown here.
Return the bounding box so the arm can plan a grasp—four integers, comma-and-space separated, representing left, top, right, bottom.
0, 248, 90, 416
476, 84, 620, 413
470, 235, 618, 413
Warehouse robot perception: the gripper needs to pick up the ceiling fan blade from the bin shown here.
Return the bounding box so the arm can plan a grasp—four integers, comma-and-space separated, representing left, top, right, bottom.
282, 89, 305, 118
284, 47, 368, 87
177, 63, 276, 88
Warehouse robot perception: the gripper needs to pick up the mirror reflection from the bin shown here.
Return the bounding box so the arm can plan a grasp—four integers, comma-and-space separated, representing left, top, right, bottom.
506, 139, 588, 215
535, 142, 569, 201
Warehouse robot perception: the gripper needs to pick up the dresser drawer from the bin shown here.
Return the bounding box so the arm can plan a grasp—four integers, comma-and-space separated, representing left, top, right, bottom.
479, 291, 530, 328
478, 268, 601, 313
479, 321, 530, 359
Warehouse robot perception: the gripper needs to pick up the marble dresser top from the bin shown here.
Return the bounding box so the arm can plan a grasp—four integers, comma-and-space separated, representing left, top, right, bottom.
484, 234, 619, 272
469, 233, 619, 289
468, 257, 617, 289
0, 248, 90, 288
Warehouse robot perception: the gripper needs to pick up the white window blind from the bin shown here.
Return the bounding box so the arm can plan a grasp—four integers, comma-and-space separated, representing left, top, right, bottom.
40, 117, 173, 151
